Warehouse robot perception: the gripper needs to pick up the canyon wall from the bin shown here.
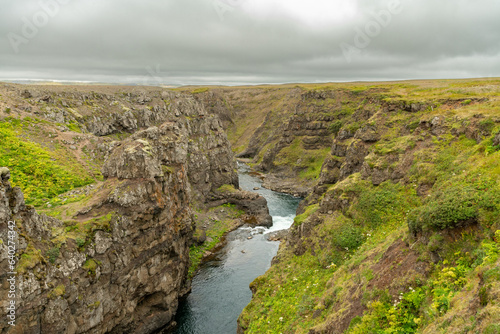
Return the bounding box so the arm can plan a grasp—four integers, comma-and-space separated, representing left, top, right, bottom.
0, 84, 265, 333
185, 80, 500, 334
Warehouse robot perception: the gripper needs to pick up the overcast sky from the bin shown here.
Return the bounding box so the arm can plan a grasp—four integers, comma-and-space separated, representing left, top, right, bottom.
1, 0, 499, 85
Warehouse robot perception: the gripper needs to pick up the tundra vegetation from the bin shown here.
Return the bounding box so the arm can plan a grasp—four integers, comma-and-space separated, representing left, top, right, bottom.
1, 78, 499, 333
179, 79, 500, 333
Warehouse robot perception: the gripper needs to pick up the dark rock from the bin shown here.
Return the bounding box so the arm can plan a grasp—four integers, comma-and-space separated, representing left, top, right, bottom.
429, 115, 448, 135
410, 103, 425, 112
303, 135, 331, 149
493, 132, 500, 147
193, 229, 207, 245
21, 89, 33, 98
331, 142, 348, 157
354, 125, 380, 142
208, 189, 273, 227
265, 229, 288, 241
339, 140, 369, 180
260, 174, 309, 197
371, 168, 390, 186
318, 156, 343, 185
337, 129, 354, 140
102, 138, 162, 179
319, 188, 351, 215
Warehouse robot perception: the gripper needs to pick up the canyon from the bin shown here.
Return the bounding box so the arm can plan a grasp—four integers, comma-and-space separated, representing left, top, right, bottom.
0, 84, 270, 333
1, 78, 500, 333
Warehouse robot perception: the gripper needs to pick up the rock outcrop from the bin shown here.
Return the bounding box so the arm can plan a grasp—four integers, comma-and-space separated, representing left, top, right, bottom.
6, 86, 239, 200
0, 135, 193, 333
0, 85, 267, 333
494, 131, 500, 147
207, 189, 272, 228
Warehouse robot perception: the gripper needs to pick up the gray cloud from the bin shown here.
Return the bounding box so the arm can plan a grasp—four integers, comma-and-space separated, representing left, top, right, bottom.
0, 0, 499, 85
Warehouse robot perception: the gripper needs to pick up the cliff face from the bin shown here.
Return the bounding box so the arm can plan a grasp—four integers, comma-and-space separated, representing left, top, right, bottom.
191, 87, 378, 196
2, 85, 239, 199
0, 84, 253, 333
1, 158, 192, 333
181, 80, 500, 334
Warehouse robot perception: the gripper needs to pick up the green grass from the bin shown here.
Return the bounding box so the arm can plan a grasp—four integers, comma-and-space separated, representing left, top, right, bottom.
47, 284, 66, 299
407, 133, 500, 234
349, 237, 500, 333
239, 252, 333, 333
294, 204, 319, 225
189, 237, 222, 278
299, 148, 331, 180
192, 87, 209, 94
374, 135, 416, 155
216, 184, 238, 193
46, 247, 60, 264
408, 177, 500, 233
188, 204, 244, 277
67, 121, 82, 133
0, 118, 95, 205
50, 212, 114, 249
238, 78, 500, 333
83, 258, 98, 275
275, 138, 331, 180
240, 175, 421, 333
16, 244, 43, 274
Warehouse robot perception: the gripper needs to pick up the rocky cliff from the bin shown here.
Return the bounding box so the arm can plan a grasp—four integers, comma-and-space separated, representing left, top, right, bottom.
2, 85, 239, 199
1, 154, 192, 333
0, 84, 270, 333
179, 79, 500, 334
2, 79, 499, 334
190, 86, 376, 196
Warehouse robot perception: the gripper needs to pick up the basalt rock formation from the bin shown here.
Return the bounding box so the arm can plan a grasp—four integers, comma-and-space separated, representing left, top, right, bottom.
0, 84, 270, 333
1, 158, 192, 333
181, 80, 500, 334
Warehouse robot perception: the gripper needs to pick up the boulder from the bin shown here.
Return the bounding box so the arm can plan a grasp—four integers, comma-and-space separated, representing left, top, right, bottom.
493, 132, 500, 147
354, 125, 380, 142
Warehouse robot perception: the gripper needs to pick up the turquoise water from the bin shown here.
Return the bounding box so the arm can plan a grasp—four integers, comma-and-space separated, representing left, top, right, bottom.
173, 163, 301, 334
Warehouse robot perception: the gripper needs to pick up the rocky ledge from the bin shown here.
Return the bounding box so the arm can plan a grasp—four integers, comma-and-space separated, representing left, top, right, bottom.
207, 189, 272, 228
0, 85, 272, 333
0, 134, 193, 333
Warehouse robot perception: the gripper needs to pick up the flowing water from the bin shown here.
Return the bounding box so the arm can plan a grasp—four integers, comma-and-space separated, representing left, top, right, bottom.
174, 163, 301, 334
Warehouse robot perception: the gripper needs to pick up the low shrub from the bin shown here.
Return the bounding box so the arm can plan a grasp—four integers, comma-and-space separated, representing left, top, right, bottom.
46, 247, 60, 264
332, 222, 364, 251
408, 179, 500, 234
328, 120, 343, 135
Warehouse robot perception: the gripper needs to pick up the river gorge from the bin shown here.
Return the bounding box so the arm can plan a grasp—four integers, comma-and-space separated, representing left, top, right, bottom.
174, 163, 301, 333
1, 80, 499, 333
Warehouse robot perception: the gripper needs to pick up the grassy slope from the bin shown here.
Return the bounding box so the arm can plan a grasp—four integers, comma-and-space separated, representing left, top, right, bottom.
0, 116, 95, 206
2, 79, 499, 333
181, 79, 500, 193
240, 142, 500, 333
198, 78, 500, 334
0, 84, 244, 284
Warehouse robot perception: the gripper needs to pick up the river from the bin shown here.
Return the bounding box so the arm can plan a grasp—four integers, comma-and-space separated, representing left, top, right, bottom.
173, 163, 301, 334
